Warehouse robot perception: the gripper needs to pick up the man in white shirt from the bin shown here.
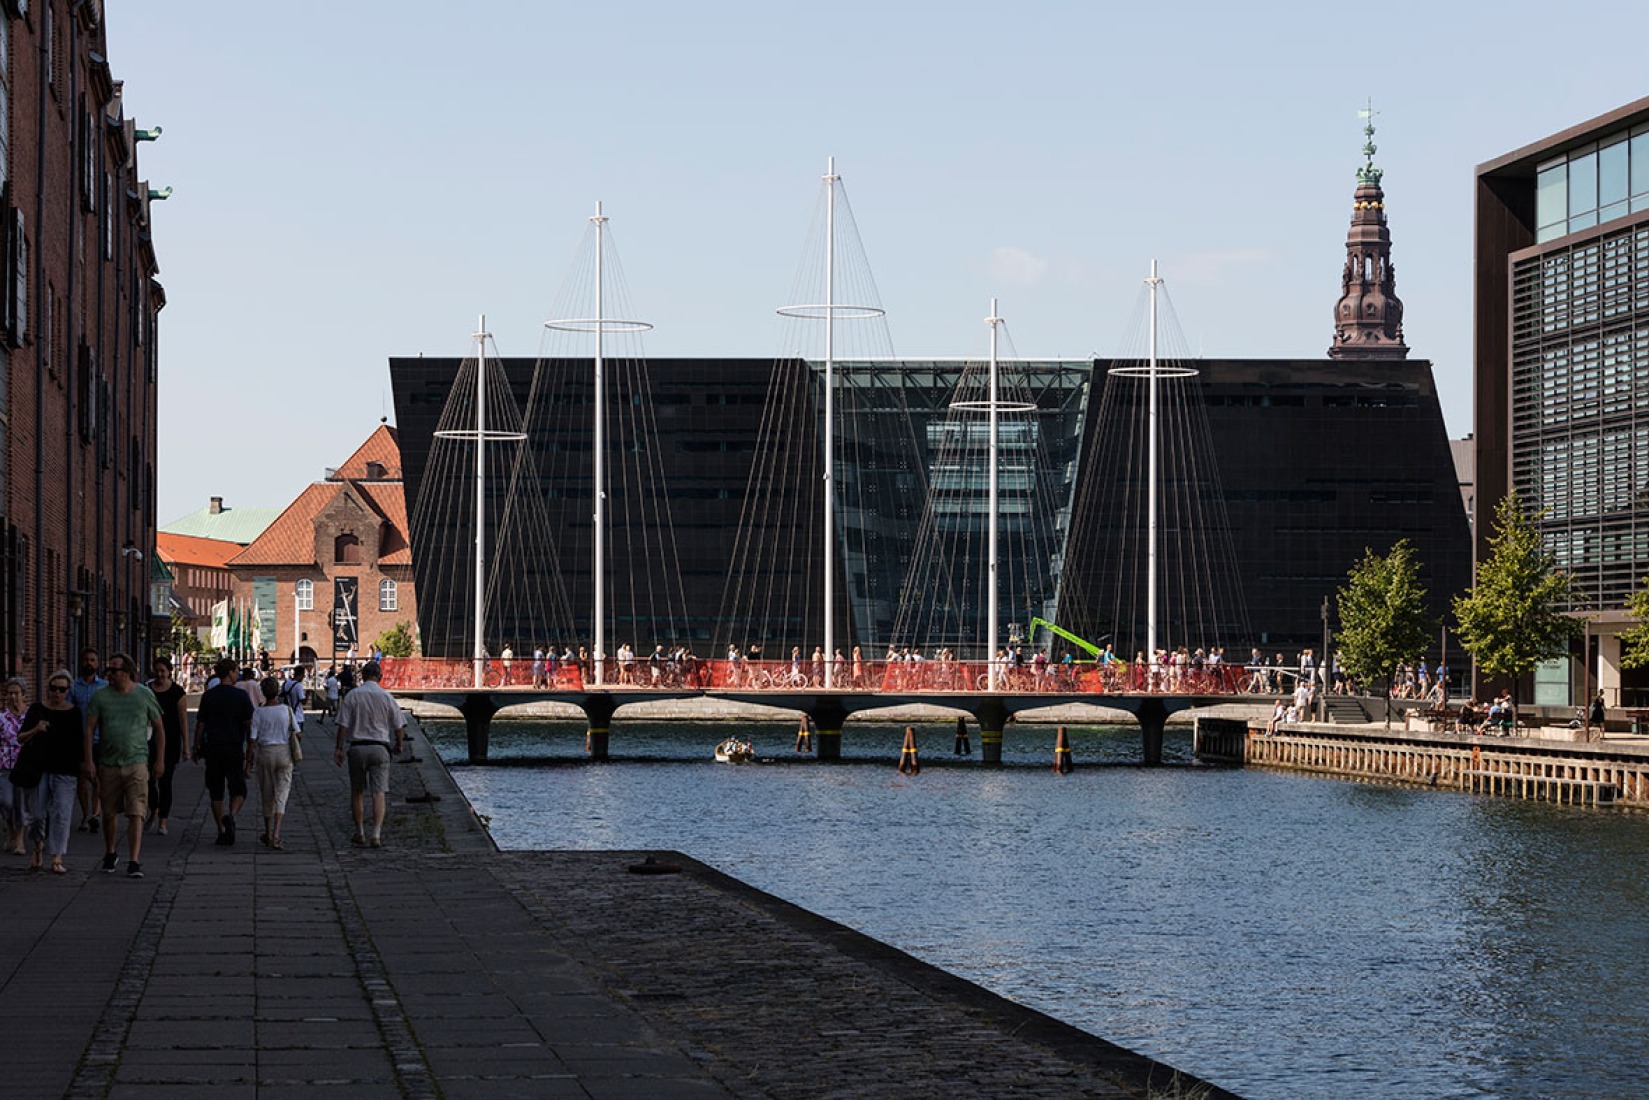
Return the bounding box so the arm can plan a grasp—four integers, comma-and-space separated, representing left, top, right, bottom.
333, 663, 406, 848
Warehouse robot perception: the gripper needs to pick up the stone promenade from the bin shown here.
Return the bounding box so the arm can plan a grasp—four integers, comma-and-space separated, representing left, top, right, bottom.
1, 715, 1235, 1099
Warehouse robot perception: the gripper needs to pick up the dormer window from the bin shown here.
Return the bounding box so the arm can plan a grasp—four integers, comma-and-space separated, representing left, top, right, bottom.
334, 533, 361, 564
365, 461, 385, 479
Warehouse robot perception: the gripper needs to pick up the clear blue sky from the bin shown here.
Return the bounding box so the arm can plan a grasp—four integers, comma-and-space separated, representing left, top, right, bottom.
106, 1, 1649, 524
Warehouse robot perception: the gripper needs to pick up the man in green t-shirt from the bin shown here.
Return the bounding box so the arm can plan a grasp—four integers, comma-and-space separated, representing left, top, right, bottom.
83, 652, 165, 878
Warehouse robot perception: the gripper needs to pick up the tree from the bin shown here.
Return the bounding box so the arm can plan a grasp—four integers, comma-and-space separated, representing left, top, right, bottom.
1336, 539, 1436, 726
1617, 578, 1649, 669
376, 621, 417, 659
1453, 490, 1585, 687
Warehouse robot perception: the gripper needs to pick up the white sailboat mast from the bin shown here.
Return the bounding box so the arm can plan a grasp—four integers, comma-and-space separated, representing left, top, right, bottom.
472, 315, 489, 689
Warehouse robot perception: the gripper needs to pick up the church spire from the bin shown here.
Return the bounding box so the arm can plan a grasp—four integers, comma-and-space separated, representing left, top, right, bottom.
1329, 102, 1408, 360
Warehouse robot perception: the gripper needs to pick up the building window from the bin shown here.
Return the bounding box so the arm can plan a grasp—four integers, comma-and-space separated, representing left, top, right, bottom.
295, 579, 313, 610
334, 534, 361, 564
379, 579, 398, 612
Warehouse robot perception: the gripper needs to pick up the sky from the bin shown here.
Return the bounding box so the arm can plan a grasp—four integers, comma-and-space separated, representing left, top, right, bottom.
104, 0, 1649, 525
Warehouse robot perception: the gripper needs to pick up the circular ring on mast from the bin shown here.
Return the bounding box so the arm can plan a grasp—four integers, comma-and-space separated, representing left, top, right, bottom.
543, 318, 654, 334
775, 303, 886, 320
432, 428, 529, 441
1107, 363, 1200, 379
948, 398, 1039, 413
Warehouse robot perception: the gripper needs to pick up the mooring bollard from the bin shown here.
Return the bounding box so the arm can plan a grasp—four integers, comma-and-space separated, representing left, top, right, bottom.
954, 715, 971, 755
898, 726, 921, 775
1053, 725, 1073, 774
795, 716, 813, 753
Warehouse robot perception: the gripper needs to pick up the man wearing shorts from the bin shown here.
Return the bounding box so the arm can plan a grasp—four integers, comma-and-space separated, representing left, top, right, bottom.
333, 662, 405, 848
194, 658, 255, 846
82, 653, 164, 878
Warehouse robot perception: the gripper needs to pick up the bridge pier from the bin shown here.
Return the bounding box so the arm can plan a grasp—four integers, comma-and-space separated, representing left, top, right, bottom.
807, 699, 848, 761
582, 695, 616, 761
973, 698, 1008, 765
1137, 698, 1168, 766
458, 693, 499, 763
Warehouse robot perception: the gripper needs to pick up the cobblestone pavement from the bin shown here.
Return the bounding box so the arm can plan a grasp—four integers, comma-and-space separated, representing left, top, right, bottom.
0, 714, 1234, 1099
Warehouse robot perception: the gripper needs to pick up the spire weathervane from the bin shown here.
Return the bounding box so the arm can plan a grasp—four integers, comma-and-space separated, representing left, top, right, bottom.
1357, 100, 1383, 185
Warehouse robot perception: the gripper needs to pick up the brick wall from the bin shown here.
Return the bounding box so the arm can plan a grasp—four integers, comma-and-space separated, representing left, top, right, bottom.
2, 1, 163, 687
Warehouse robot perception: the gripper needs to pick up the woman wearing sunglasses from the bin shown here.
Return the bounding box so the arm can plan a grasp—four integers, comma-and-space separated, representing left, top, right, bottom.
17, 670, 84, 873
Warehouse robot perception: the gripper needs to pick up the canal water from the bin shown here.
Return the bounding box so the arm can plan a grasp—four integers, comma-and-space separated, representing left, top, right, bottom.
425, 718, 1649, 1099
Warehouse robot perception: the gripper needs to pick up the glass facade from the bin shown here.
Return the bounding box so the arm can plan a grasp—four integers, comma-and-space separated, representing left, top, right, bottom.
1511, 221, 1649, 608
1536, 125, 1649, 242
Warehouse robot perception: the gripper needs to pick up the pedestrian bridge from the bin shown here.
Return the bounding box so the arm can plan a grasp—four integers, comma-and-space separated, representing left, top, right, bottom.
381, 657, 1290, 764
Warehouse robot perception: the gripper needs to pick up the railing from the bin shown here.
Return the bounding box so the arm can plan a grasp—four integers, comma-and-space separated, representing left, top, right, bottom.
380, 656, 1255, 697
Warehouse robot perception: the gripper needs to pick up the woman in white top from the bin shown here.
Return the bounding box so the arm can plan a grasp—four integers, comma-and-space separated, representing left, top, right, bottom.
248, 677, 299, 850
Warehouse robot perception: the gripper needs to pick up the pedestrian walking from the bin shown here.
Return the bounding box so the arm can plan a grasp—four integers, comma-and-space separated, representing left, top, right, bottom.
16, 670, 83, 873
146, 657, 189, 836
1, 677, 28, 854
194, 658, 255, 846
250, 677, 299, 849
333, 662, 405, 848
83, 653, 165, 878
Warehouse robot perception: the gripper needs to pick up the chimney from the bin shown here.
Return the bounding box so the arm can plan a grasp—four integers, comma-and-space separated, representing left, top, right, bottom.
209, 496, 224, 515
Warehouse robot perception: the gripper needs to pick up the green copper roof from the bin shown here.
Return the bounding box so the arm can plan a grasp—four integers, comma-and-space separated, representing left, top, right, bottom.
161, 503, 282, 545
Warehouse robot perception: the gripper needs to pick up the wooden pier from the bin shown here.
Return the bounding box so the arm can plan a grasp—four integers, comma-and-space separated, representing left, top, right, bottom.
1194, 718, 1649, 808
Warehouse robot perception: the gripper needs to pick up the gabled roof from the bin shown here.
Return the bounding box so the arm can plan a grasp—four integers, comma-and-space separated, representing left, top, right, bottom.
226, 484, 331, 568
227, 426, 411, 569
156, 531, 245, 569
331, 424, 401, 481
161, 502, 281, 544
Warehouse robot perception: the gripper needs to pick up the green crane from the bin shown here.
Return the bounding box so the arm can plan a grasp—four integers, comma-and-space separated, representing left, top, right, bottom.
1028, 617, 1103, 661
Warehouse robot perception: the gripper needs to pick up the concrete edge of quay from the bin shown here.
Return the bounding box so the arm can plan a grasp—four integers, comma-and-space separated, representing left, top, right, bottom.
412, 713, 1242, 1099
653, 846, 1244, 1100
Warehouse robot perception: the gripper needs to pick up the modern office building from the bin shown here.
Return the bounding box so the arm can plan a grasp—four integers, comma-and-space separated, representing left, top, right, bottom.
1474, 95, 1649, 704
0, 2, 168, 683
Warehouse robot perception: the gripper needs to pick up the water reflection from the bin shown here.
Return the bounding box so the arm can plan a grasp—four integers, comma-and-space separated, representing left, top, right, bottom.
432, 719, 1649, 1098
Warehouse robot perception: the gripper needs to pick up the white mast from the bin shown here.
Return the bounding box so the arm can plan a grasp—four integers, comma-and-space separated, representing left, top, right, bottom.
543, 205, 652, 690
592, 202, 608, 686
775, 159, 885, 687
472, 315, 489, 688
987, 299, 1002, 690
823, 157, 837, 689
1146, 261, 1161, 666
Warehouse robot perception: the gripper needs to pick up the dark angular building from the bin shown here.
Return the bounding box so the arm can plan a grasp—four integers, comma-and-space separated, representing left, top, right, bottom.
1474, 95, 1649, 705
390, 130, 1469, 662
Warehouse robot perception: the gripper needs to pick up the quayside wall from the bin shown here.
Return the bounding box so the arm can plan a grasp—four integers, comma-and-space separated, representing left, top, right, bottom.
1194, 719, 1649, 808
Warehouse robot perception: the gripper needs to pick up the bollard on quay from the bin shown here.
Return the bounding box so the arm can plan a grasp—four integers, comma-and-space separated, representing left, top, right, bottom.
898, 726, 921, 775
1053, 725, 1073, 775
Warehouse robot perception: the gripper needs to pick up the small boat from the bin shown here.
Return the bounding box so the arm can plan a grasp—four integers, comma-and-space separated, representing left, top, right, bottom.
714, 737, 755, 764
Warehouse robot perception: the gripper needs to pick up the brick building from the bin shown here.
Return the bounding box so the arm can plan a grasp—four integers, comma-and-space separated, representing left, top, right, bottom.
226, 425, 417, 668
0, 2, 167, 683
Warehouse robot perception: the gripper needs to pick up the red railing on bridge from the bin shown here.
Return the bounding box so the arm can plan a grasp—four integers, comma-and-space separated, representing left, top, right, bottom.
379, 656, 1254, 696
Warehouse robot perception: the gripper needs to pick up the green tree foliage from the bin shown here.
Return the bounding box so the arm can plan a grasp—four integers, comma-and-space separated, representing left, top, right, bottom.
1617, 579, 1649, 669
376, 621, 417, 659
1453, 491, 1584, 680
1336, 539, 1436, 723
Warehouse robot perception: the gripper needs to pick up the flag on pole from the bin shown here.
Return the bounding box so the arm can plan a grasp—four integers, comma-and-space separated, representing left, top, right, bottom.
210, 600, 229, 649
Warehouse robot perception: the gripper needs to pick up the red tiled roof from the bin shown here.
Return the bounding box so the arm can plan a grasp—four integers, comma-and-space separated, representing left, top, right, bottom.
155, 531, 244, 569
226, 484, 332, 567
332, 424, 401, 481
227, 426, 411, 568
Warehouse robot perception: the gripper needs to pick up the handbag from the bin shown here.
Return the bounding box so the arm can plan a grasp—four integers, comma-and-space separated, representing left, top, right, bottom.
9, 746, 43, 789
287, 706, 303, 763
